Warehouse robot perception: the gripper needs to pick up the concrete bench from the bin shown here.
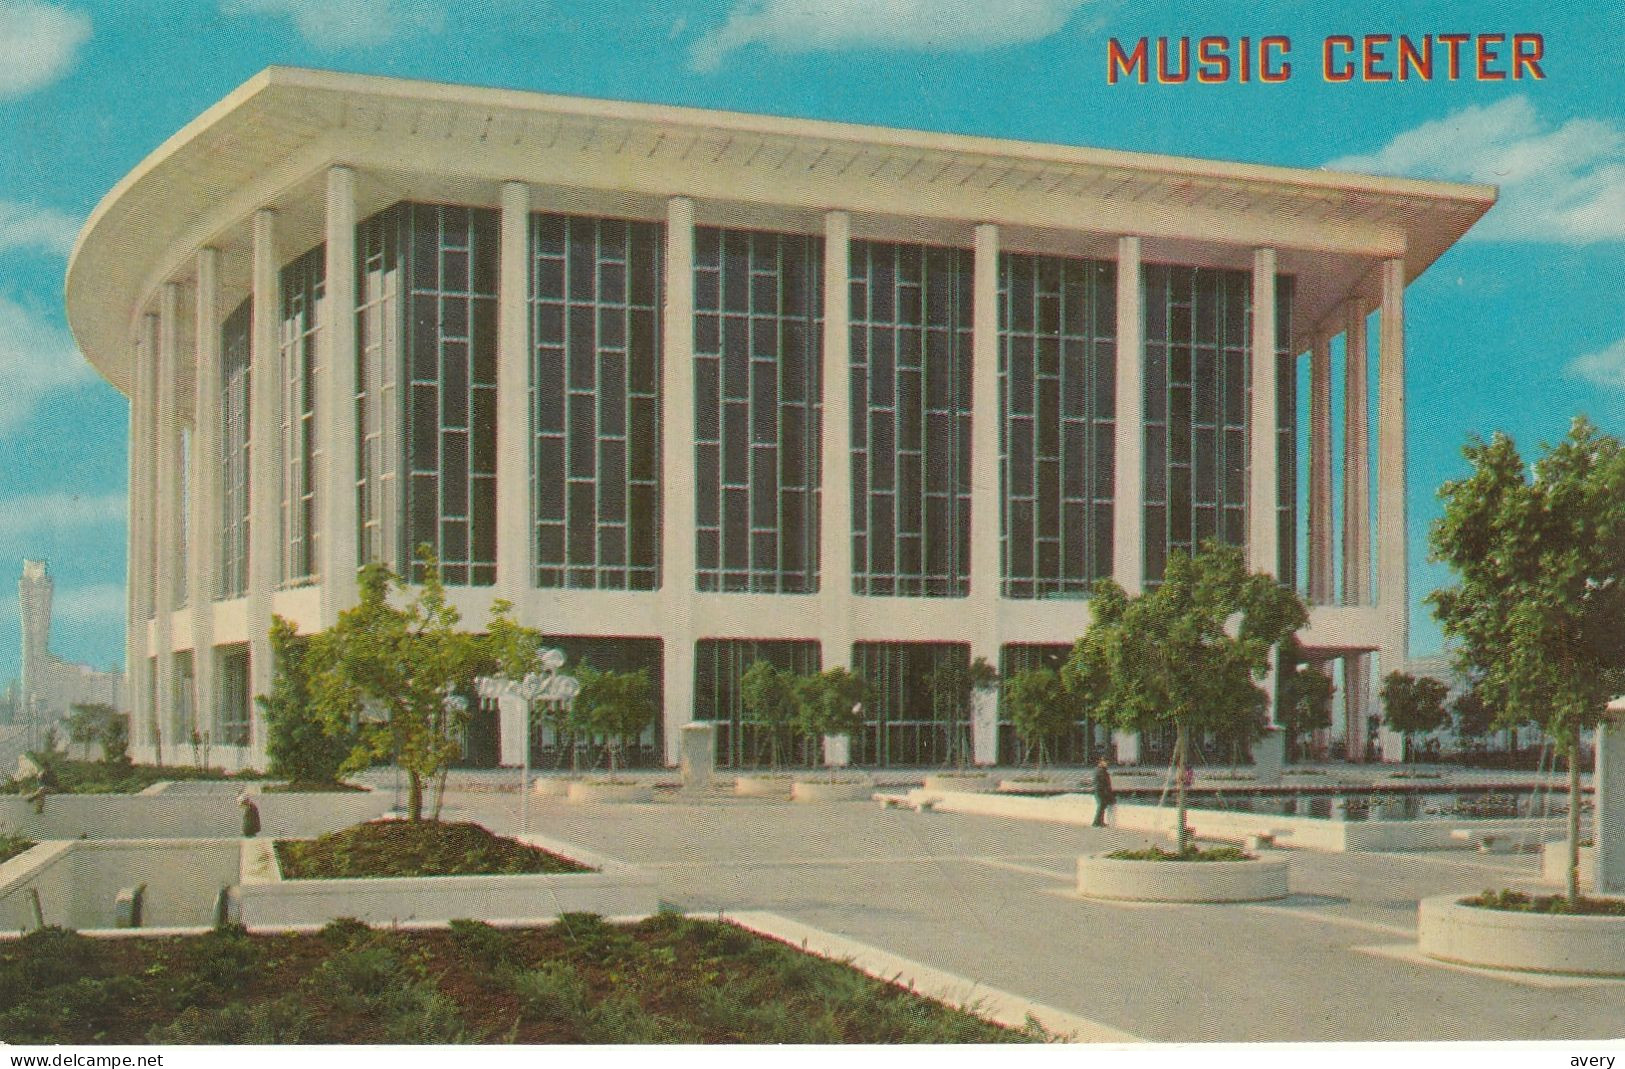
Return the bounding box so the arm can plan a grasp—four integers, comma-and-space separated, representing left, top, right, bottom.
1451, 828, 1515, 853
874, 792, 937, 813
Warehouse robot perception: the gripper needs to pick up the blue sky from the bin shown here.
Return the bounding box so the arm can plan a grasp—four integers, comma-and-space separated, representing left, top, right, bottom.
0, 0, 1621, 683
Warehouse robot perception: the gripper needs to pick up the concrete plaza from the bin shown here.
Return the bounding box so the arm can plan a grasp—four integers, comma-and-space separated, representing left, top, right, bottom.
443, 782, 1622, 1044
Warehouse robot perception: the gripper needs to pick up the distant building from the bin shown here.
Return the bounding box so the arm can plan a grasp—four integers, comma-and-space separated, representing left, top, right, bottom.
17, 560, 123, 740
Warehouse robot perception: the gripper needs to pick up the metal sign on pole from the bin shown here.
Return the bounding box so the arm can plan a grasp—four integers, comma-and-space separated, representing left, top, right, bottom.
476, 650, 575, 839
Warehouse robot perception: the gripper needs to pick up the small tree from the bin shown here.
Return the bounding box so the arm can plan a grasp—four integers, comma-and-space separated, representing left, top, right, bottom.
1278, 643, 1334, 762
738, 660, 799, 769
308, 553, 488, 822
260, 616, 354, 788
1003, 667, 1073, 770
66, 703, 120, 761
1380, 671, 1450, 760
1429, 418, 1625, 904
573, 666, 657, 776
1451, 687, 1495, 749
794, 667, 867, 774
1064, 542, 1306, 852
926, 656, 998, 770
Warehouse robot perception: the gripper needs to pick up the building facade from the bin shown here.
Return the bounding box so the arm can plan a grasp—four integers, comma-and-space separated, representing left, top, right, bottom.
67, 68, 1493, 768
15, 560, 124, 741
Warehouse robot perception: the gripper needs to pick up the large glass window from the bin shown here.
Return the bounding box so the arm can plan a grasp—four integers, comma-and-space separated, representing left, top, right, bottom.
355, 202, 499, 586
218, 298, 251, 600
849, 242, 973, 598
279, 244, 324, 587
530, 215, 662, 591
1141, 266, 1296, 584
850, 641, 969, 766
215, 645, 250, 747
693, 638, 821, 767
693, 228, 823, 594
999, 253, 1116, 599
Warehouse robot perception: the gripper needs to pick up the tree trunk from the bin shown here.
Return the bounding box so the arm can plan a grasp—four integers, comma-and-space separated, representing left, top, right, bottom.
1175, 719, 1191, 854
431, 767, 449, 821
1568, 734, 1582, 906
408, 771, 424, 822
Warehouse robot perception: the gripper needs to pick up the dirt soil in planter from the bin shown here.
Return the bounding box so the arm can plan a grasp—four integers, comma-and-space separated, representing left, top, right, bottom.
1463, 889, 1625, 916
0, 915, 1043, 1044
1105, 846, 1255, 862
275, 820, 592, 878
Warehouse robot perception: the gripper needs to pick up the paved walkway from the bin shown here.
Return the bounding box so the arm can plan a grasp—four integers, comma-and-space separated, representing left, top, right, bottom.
441, 785, 1621, 1043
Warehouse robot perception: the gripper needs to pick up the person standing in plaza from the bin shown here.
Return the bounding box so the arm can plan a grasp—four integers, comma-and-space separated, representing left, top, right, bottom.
1092, 756, 1115, 827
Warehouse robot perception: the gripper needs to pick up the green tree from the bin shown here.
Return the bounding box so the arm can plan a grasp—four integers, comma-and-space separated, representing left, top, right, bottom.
65, 703, 122, 762
307, 553, 489, 821
260, 617, 355, 788
926, 656, 998, 770
1063, 541, 1306, 852
1451, 687, 1495, 747
1379, 671, 1450, 759
738, 660, 799, 769
793, 666, 868, 772
1278, 644, 1335, 763
1428, 418, 1625, 903
573, 666, 657, 776
1003, 667, 1074, 770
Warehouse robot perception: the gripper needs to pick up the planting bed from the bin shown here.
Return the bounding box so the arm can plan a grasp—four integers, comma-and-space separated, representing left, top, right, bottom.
275, 821, 588, 879
0, 915, 1040, 1044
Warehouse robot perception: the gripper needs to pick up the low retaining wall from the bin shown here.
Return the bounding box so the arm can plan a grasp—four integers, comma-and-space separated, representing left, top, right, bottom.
0, 789, 392, 840
792, 779, 871, 803
734, 775, 793, 798
234, 834, 657, 928
0, 839, 241, 930
1076, 853, 1289, 903
911, 789, 1566, 853
1541, 843, 1596, 889
1419, 893, 1625, 976
566, 781, 654, 804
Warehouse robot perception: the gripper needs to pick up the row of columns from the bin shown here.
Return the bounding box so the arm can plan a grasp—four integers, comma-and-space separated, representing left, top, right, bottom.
126, 167, 1409, 764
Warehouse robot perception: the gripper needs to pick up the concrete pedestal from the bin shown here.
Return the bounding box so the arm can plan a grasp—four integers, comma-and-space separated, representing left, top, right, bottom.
1253, 730, 1284, 786
498, 694, 526, 768
680, 722, 716, 794
971, 687, 999, 766
822, 733, 851, 767
1112, 730, 1140, 765
1597, 714, 1625, 894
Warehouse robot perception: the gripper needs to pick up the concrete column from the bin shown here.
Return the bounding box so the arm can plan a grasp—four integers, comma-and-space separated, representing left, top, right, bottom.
1307, 335, 1334, 605
1376, 258, 1409, 762
153, 281, 183, 746
126, 318, 156, 751
1342, 303, 1371, 606
659, 196, 696, 765
191, 247, 220, 752
1596, 713, 1625, 894
1112, 236, 1144, 594
246, 209, 279, 750
969, 222, 1001, 762
818, 210, 854, 669
319, 166, 359, 624
1248, 248, 1279, 576
496, 181, 532, 603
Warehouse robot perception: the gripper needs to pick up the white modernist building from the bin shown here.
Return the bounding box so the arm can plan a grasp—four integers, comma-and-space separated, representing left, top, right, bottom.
68, 68, 1493, 769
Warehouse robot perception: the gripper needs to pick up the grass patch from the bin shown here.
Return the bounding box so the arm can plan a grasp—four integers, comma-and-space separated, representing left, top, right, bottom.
0, 833, 35, 865
0, 915, 1039, 1044
1463, 889, 1625, 916
275, 820, 591, 878
0, 760, 263, 796
1106, 846, 1254, 862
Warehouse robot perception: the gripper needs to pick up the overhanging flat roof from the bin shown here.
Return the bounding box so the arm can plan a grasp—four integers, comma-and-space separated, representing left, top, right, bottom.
68, 66, 1496, 394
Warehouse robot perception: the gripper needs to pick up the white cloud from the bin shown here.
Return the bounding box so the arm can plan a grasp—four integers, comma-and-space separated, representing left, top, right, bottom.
1327, 96, 1625, 244
222, 0, 442, 49
0, 491, 123, 542
0, 1, 89, 99
0, 294, 97, 435
1567, 336, 1625, 390
691, 0, 1088, 72
50, 582, 126, 624
0, 200, 80, 257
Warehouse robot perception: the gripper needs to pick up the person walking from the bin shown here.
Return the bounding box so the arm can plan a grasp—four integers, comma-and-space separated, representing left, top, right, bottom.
238, 792, 261, 838
1092, 756, 1115, 827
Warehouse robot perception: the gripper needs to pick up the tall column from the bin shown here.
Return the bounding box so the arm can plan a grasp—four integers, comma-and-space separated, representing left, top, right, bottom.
319, 166, 359, 624
126, 318, 156, 752
246, 209, 279, 752
496, 181, 532, 603
1248, 248, 1279, 577
1112, 236, 1145, 594
1307, 335, 1334, 605
1376, 258, 1409, 761
969, 223, 1001, 765
191, 248, 220, 753
1342, 301, 1373, 760
153, 281, 183, 749
818, 210, 854, 670
659, 196, 696, 765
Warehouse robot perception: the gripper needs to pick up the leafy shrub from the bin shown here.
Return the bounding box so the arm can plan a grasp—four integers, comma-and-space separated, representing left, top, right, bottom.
318, 916, 373, 948
149, 996, 317, 1044
1105, 846, 1253, 862
1464, 888, 1625, 916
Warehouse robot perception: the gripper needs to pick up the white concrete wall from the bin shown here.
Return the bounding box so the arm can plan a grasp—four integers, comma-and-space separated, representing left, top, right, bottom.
0, 839, 238, 930
0, 789, 390, 840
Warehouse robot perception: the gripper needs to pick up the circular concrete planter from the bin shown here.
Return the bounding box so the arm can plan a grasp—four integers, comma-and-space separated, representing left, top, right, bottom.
530, 778, 576, 798
791, 778, 870, 803
1540, 842, 1596, 889
1076, 853, 1290, 903
998, 776, 1081, 793
566, 780, 654, 805
922, 772, 994, 792
1419, 893, 1625, 975
733, 774, 794, 798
